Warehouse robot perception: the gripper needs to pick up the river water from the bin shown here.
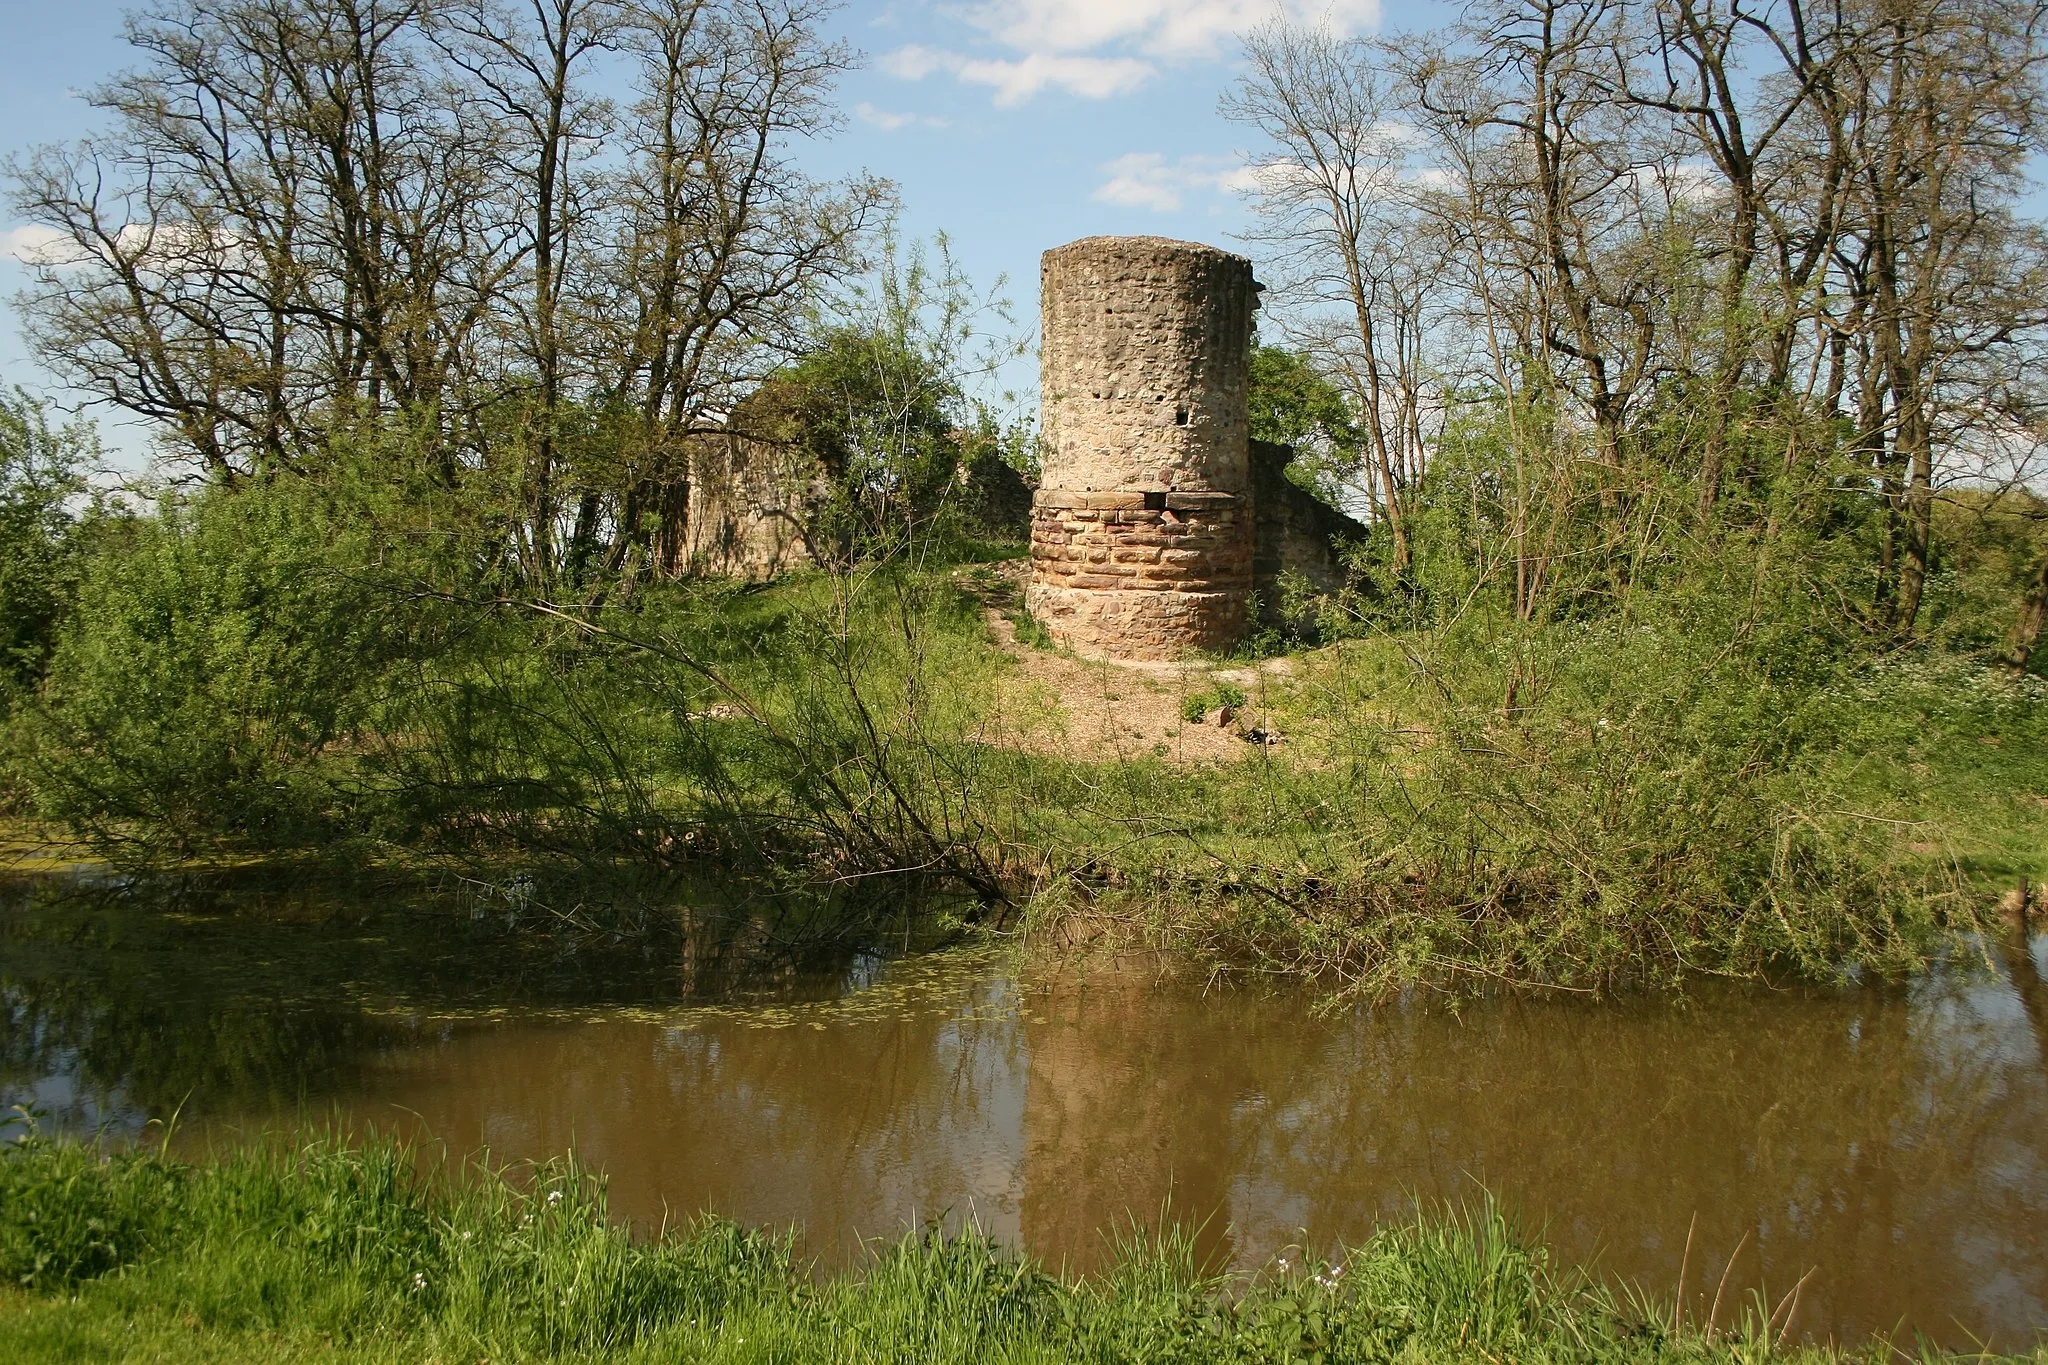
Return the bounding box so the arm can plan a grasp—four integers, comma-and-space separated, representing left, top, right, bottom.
4, 873, 2046, 1350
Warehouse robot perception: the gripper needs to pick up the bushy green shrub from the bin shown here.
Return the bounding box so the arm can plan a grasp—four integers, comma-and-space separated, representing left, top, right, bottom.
1047, 576, 2048, 995
0, 1128, 182, 1289
8, 475, 417, 852
0, 390, 98, 700
365, 564, 1025, 898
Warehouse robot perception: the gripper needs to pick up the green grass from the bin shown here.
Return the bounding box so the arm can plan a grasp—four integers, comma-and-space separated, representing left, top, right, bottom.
3, 1132, 2033, 1364
12, 545, 2048, 997
1009, 620, 2048, 997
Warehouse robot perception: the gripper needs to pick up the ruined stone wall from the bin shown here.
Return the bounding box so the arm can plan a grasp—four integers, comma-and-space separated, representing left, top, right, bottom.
960, 449, 1035, 541
683, 430, 1038, 580
1027, 237, 1259, 658
1250, 439, 1368, 607
683, 430, 830, 582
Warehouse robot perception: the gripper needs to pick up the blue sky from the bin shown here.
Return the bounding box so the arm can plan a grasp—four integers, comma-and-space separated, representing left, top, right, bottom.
0, 0, 1447, 458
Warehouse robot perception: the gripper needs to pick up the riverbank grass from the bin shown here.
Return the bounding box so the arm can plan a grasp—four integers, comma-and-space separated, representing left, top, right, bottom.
10, 544, 2048, 995
2, 1132, 2040, 1363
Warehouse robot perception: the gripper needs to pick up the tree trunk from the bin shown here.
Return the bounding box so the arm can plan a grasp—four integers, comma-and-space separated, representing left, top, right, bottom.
2004, 539, 2048, 673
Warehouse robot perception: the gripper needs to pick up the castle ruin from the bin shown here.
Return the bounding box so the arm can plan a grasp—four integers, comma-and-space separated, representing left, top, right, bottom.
679, 233, 1363, 651
1027, 236, 1360, 659
1027, 237, 1256, 658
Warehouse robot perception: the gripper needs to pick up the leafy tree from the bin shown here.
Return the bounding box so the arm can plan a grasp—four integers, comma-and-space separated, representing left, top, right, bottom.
735, 234, 1023, 561
12, 475, 415, 850
770, 324, 967, 556
0, 391, 97, 693
1247, 345, 1365, 506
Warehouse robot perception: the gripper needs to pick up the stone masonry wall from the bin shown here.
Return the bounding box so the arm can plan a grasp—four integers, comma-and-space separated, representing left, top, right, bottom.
1027, 236, 1260, 658
684, 429, 830, 581
1250, 438, 1369, 606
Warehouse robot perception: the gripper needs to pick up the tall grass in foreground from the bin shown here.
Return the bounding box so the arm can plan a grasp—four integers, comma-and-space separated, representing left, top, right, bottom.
1, 1132, 2037, 1363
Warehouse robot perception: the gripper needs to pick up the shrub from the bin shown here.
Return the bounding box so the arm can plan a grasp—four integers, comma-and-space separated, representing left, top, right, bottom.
8, 475, 417, 852
0, 1125, 181, 1289
0, 390, 97, 699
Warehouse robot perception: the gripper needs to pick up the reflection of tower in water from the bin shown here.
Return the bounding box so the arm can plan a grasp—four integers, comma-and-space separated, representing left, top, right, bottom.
1999, 920, 2048, 1081
1017, 972, 1249, 1274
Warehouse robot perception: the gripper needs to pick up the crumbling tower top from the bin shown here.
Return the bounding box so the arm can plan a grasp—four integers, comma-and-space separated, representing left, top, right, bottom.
1038, 236, 1257, 494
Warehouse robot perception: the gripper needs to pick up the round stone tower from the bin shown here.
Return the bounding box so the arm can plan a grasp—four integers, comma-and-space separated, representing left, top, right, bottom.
1026, 236, 1257, 659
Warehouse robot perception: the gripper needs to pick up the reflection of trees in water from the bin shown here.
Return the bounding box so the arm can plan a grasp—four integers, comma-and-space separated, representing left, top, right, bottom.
346, 979, 1031, 1262
12, 866, 2045, 1348
0, 873, 908, 1130
1012, 968, 2048, 1348
204, 954, 2043, 1344
0, 882, 414, 1122
2, 983, 413, 1131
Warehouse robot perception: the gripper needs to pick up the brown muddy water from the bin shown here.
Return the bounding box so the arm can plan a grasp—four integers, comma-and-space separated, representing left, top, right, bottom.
4, 875, 2047, 1350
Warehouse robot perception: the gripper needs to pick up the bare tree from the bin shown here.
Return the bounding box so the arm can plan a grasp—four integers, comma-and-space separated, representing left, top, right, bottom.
1231, 0, 2048, 636
439, 0, 621, 587
1226, 23, 1449, 568
8, 0, 510, 480
6, 0, 884, 596
1610, 0, 1851, 514
581, 0, 888, 586
1836, 0, 2048, 628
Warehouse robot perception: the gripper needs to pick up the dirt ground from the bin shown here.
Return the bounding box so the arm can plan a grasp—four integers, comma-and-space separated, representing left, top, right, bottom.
977, 609, 1293, 766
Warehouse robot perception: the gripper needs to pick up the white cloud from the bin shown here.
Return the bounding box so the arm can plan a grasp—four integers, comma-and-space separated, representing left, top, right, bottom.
958, 52, 1155, 104
882, 45, 1153, 105
968, 0, 1380, 60
858, 102, 917, 130
2, 224, 72, 266
1213, 163, 1264, 194
1657, 160, 1726, 207
1095, 154, 1186, 210
1093, 152, 1253, 212
881, 44, 950, 80
3, 220, 254, 274
884, 0, 1380, 106
855, 101, 952, 130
